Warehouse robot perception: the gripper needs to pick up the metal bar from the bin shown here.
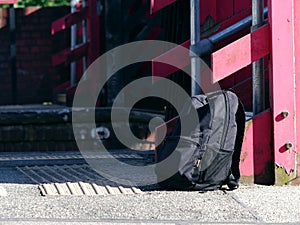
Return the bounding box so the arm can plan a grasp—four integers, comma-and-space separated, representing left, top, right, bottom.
88, 0, 102, 64
70, 0, 78, 87
104, 0, 124, 106
82, 0, 88, 72
209, 7, 268, 46
9, 5, 16, 104
190, 0, 201, 96
252, 0, 264, 25
252, 0, 265, 114
153, 7, 269, 80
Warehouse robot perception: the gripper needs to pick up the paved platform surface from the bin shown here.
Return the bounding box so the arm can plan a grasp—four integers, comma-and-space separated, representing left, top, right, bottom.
0, 151, 299, 225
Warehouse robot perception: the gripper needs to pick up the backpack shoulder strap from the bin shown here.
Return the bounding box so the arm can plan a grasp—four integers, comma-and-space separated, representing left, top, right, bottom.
231, 94, 246, 182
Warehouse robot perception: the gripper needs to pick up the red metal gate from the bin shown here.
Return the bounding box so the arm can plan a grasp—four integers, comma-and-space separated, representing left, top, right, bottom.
51, 0, 102, 104
152, 0, 299, 184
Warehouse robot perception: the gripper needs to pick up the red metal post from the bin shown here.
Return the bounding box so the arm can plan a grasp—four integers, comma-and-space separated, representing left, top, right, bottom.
294, 0, 300, 178
268, 0, 297, 183
239, 110, 273, 184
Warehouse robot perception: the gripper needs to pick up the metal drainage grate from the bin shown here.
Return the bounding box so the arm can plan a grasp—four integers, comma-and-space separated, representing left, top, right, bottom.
17, 164, 143, 196
0, 151, 145, 162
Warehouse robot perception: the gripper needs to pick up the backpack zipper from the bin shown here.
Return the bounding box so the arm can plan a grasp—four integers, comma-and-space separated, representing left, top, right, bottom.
220, 91, 230, 149
165, 136, 200, 147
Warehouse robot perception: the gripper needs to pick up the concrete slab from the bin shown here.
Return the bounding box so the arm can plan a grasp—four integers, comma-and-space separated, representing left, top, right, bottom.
0, 219, 283, 225
0, 186, 7, 196
233, 185, 300, 223
0, 151, 300, 224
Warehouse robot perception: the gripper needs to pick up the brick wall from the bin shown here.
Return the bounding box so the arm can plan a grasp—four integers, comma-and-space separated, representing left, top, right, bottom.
0, 6, 70, 105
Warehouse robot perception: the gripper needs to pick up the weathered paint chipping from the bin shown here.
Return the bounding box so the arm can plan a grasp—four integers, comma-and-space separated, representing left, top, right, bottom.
275, 165, 297, 185
240, 110, 274, 184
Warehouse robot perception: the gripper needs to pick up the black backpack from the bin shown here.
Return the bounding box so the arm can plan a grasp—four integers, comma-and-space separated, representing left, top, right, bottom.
155, 90, 245, 191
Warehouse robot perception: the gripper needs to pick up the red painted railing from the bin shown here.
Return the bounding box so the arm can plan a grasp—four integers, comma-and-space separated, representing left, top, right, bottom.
150, 0, 177, 14
0, 0, 17, 3
152, 0, 300, 184
52, 0, 101, 67
51, 0, 102, 102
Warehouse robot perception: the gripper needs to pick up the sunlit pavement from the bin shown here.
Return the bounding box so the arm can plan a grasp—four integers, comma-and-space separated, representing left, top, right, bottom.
0, 151, 299, 225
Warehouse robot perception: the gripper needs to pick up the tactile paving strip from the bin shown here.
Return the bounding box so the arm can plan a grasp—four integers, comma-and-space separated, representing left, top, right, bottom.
17, 164, 143, 196
39, 182, 143, 196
